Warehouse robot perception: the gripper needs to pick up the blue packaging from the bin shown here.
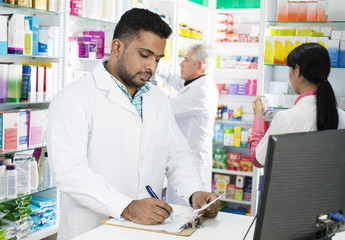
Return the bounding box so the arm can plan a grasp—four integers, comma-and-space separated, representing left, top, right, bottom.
327, 40, 339, 67
214, 124, 224, 144
24, 16, 39, 56
339, 41, 345, 67
22, 65, 31, 102
0, 15, 7, 54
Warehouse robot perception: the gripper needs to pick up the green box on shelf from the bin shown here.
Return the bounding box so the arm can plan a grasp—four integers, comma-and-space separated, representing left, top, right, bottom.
213, 152, 227, 169
217, 0, 260, 9
188, 0, 208, 7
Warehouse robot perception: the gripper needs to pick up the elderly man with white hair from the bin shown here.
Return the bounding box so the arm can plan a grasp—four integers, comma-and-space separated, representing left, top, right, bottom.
156, 43, 219, 205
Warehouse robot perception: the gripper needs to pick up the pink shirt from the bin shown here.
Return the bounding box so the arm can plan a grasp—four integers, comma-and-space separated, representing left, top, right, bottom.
249, 89, 317, 168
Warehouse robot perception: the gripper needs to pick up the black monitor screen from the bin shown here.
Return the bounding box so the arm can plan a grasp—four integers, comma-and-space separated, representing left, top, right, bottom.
254, 129, 345, 240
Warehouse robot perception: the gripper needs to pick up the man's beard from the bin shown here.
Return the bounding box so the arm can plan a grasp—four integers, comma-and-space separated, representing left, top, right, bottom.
117, 54, 152, 88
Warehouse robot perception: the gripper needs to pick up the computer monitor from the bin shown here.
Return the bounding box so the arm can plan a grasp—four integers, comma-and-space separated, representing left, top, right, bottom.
254, 129, 345, 240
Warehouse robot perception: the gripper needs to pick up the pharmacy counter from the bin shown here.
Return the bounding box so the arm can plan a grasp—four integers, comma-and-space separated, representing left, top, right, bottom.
72, 205, 345, 240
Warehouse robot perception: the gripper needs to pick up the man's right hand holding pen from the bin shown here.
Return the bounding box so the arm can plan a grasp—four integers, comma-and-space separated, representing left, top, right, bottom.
121, 190, 220, 225
121, 198, 174, 225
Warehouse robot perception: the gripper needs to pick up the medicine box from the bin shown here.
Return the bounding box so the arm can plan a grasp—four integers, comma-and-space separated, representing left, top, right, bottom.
28, 109, 45, 148
0, 111, 19, 151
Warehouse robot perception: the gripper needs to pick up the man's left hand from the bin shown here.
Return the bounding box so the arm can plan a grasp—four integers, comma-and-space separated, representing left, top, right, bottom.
190, 191, 220, 218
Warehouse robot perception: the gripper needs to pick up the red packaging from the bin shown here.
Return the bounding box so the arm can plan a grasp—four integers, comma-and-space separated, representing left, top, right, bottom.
227, 152, 242, 171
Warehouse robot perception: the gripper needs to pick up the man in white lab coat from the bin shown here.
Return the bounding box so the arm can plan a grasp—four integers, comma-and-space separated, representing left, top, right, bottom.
155, 44, 219, 204
47, 8, 219, 240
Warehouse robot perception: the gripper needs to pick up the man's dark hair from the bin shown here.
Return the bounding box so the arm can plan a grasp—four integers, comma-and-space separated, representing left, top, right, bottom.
113, 8, 172, 44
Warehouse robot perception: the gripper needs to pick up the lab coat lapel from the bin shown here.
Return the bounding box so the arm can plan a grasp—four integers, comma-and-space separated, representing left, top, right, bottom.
142, 87, 155, 122
93, 62, 137, 115
178, 85, 190, 95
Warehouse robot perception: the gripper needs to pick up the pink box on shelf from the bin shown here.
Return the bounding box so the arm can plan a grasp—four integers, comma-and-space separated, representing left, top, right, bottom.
0, 111, 19, 152
70, 0, 83, 17
83, 31, 105, 59
27, 109, 45, 148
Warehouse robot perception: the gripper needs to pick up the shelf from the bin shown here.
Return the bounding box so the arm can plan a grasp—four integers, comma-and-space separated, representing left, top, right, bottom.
24, 224, 58, 240
215, 119, 252, 126
0, 2, 60, 16
214, 68, 259, 79
212, 168, 253, 177
213, 143, 250, 149
69, 14, 117, 32
69, 57, 101, 62
0, 101, 50, 106
264, 63, 345, 69
219, 197, 252, 205
0, 54, 59, 63
213, 143, 249, 150
215, 42, 259, 48
216, 8, 260, 15
266, 20, 345, 26
0, 186, 55, 204
178, 35, 203, 41
0, 145, 47, 155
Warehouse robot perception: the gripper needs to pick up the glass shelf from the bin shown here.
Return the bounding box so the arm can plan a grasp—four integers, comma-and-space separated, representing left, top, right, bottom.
219, 197, 252, 205
178, 35, 203, 41
68, 57, 101, 62
0, 186, 56, 205
264, 64, 345, 69
0, 101, 50, 107
215, 41, 259, 46
213, 143, 250, 150
0, 54, 59, 64
0, 145, 47, 156
69, 14, 117, 32
212, 168, 253, 177
266, 21, 345, 27
215, 119, 253, 126
0, 2, 60, 16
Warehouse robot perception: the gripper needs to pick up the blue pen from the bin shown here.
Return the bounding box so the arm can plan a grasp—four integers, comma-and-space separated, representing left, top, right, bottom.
145, 185, 174, 220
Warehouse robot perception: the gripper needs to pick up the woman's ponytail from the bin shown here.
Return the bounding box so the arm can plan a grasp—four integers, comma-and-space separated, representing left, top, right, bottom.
316, 79, 339, 130
287, 43, 339, 130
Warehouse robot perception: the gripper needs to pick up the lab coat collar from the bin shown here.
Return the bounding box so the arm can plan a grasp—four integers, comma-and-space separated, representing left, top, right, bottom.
92, 61, 138, 116
178, 75, 209, 94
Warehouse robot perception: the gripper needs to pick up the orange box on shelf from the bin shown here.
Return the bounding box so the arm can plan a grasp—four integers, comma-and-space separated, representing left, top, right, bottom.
240, 156, 253, 172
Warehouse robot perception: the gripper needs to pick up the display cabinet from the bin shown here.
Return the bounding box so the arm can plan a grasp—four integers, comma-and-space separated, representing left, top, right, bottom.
258, 0, 345, 110
0, 1, 65, 238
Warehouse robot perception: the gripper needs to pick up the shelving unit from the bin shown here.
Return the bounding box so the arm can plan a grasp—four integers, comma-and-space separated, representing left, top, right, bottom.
209, 3, 261, 216
1, 1, 62, 239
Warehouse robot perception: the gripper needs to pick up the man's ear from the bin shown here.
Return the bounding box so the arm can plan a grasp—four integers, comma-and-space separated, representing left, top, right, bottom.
111, 39, 122, 57
197, 61, 204, 74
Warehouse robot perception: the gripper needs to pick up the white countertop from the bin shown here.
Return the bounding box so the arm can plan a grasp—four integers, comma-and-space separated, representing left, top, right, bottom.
72, 204, 255, 240
72, 204, 345, 240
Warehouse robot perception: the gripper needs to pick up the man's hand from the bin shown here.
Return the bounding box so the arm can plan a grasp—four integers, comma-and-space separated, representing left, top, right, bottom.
190, 191, 219, 218
121, 198, 173, 225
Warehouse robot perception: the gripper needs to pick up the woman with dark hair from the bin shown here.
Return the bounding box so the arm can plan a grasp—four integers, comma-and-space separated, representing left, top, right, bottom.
249, 43, 345, 168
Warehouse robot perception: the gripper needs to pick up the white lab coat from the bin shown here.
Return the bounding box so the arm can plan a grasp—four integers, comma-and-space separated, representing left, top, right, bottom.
256, 95, 345, 166
47, 61, 203, 240
156, 62, 219, 191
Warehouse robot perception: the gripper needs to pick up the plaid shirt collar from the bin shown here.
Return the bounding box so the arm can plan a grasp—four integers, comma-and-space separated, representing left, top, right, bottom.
102, 60, 151, 119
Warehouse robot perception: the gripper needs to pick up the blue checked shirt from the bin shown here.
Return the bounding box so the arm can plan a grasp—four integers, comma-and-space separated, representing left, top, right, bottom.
103, 61, 151, 120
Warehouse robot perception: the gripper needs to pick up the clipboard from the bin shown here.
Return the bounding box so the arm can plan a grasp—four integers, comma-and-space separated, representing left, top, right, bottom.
101, 216, 207, 237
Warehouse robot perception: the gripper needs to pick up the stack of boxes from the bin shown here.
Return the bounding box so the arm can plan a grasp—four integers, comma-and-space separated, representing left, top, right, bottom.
212, 173, 252, 202
265, 26, 345, 67
212, 146, 253, 172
